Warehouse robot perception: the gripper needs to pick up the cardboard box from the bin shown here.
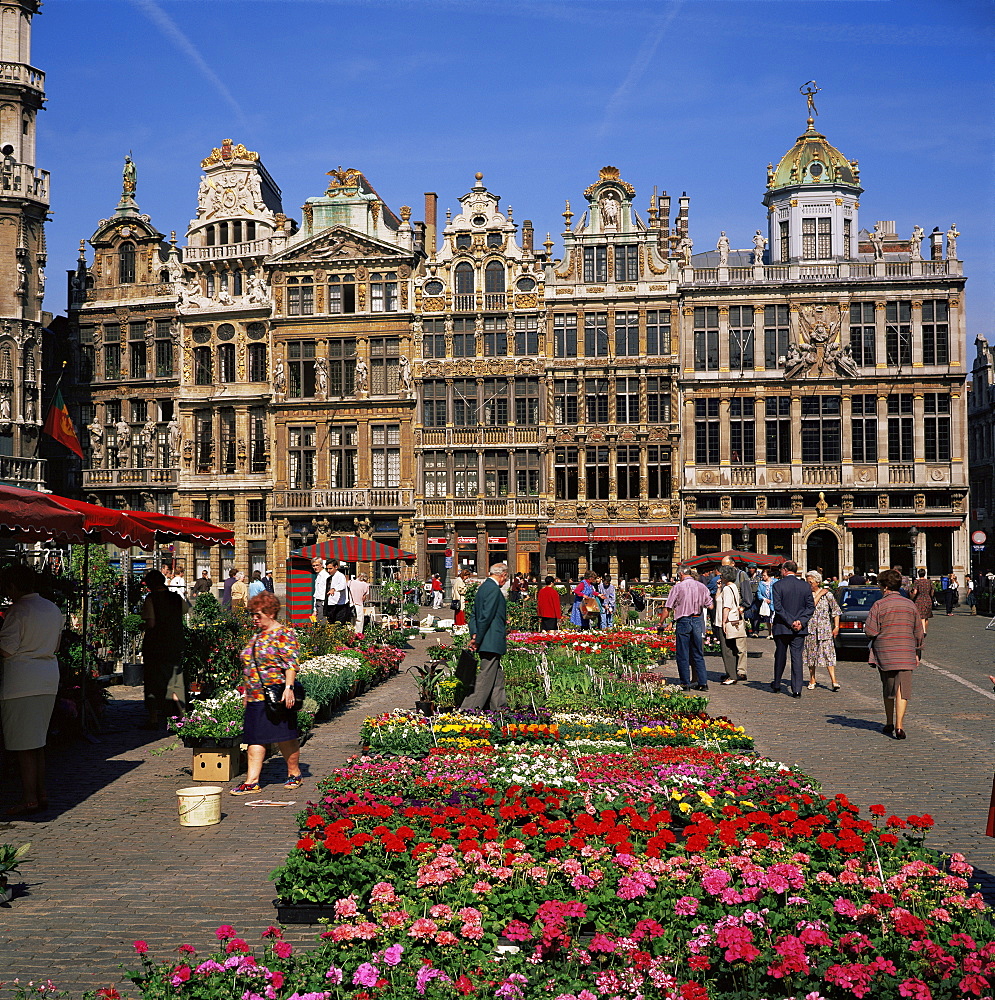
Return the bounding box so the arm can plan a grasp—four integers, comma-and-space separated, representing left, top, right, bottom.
192, 748, 244, 782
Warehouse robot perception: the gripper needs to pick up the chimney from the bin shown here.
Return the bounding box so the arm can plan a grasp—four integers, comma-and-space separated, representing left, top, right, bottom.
676, 192, 690, 238
521, 219, 533, 254
930, 226, 943, 261
659, 190, 671, 254
424, 192, 438, 256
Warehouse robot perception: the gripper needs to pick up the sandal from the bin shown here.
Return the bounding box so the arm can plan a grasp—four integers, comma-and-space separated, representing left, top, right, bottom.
229, 782, 261, 796
284, 774, 303, 790
807, 682, 817, 690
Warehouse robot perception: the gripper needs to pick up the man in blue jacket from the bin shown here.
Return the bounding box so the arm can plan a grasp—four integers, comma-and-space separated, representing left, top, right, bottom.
460, 562, 509, 711
771, 559, 815, 697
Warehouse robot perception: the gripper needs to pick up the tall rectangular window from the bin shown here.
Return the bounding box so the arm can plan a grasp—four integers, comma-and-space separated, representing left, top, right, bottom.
886, 301, 912, 366
453, 451, 478, 497
422, 319, 447, 359
802, 217, 831, 259
585, 446, 610, 499
423, 450, 448, 498
248, 498, 266, 522
195, 409, 214, 473
287, 341, 316, 397
515, 378, 539, 425
370, 272, 397, 312
329, 423, 357, 488
614, 310, 639, 356
617, 444, 640, 499
585, 378, 608, 424
483, 316, 507, 357
288, 425, 316, 489
924, 393, 951, 462
516, 450, 540, 496
887, 393, 914, 462
729, 397, 755, 464
249, 407, 267, 472
851, 394, 878, 463
328, 338, 356, 395
695, 398, 720, 465
555, 446, 578, 499
481, 379, 509, 426
779, 220, 789, 261
848, 302, 876, 367
219, 406, 236, 474
616, 377, 640, 423
104, 326, 121, 380
646, 309, 671, 355
647, 445, 671, 498
193, 346, 212, 385
583, 245, 607, 283
327, 275, 356, 314
843, 218, 852, 258
693, 307, 719, 371
483, 450, 510, 497
128, 323, 146, 379
155, 337, 173, 378
554, 314, 577, 358
514, 315, 538, 356
371, 424, 400, 487
451, 318, 475, 358
764, 304, 789, 368
614, 244, 638, 282
553, 378, 578, 425
646, 377, 669, 423
765, 397, 791, 464
728, 305, 754, 371
801, 395, 841, 463
248, 343, 267, 382
584, 312, 609, 357
217, 344, 236, 384
369, 337, 400, 395
452, 379, 475, 426
922, 300, 949, 366
422, 379, 447, 427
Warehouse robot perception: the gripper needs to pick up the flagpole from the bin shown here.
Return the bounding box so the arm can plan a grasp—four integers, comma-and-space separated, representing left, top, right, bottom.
34, 359, 69, 458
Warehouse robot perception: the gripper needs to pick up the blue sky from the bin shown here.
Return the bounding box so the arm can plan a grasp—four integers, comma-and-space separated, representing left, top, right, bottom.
37, 0, 994, 334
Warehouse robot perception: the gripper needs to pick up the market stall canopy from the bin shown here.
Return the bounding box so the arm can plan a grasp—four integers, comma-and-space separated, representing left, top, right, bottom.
297, 536, 415, 563
122, 511, 235, 546
48, 495, 158, 549
683, 550, 786, 568
0, 485, 89, 542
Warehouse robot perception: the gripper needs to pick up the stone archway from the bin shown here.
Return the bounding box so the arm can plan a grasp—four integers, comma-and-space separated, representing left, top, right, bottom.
805, 528, 840, 579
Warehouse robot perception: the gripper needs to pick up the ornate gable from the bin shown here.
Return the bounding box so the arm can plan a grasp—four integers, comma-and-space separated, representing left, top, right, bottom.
265, 226, 413, 267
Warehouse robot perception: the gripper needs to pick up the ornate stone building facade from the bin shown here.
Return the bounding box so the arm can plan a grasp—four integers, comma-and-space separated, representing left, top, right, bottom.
0, 0, 48, 490
66, 106, 971, 587
969, 336, 995, 576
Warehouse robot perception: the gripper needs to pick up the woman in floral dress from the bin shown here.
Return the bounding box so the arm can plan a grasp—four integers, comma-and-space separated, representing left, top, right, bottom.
802, 570, 841, 691
910, 569, 935, 634
229, 591, 304, 795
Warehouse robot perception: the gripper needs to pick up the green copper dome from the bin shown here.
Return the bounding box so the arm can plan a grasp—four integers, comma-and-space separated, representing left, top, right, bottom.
766, 120, 860, 193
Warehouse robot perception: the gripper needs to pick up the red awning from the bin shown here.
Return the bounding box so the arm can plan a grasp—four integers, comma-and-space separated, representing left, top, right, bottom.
298, 536, 415, 562
123, 511, 235, 545
0, 485, 89, 542
684, 550, 786, 568
48, 496, 158, 549
691, 520, 802, 530
547, 525, 677, 542
846, 518, 963, 529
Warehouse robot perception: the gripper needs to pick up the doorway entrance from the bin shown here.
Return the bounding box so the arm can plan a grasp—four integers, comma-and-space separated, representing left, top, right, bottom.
805, 529, 839, 579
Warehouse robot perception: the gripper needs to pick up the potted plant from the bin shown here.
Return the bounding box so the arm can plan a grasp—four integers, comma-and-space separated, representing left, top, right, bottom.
167, 688, 245, 747
122, 613, 145, 686
407, 660, 448, 715
0, 842, 29, 902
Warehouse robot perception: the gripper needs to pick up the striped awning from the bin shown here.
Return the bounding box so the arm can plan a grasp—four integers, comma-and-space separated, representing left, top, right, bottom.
297, 536, 416, 562
547, 525, 677, 542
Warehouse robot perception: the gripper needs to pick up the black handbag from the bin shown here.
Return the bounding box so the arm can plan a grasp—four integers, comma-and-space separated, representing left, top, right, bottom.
455, 648, 478, 696
252, 641, 303, 722
449, 599, 460, 612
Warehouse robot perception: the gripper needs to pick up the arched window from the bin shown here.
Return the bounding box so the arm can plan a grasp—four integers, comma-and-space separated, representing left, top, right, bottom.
206, 225, 216, 247
159, 269, 170, 283
23, 345, 35, 383
218, 222, 229, 245
1, 346, 11, 380
370, 272, 397, 312
484, 260, 505, 293
454, 262, 474, 294
119, 242, 136, 284
232, 271, 243, 296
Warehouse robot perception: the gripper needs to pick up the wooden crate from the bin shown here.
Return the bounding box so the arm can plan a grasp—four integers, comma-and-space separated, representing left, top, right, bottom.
192, 748, 244, 782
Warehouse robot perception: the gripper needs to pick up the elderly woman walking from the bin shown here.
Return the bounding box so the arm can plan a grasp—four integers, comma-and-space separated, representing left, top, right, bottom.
803, 570, 841, 691
909, 569, 935, 634
864, 568, 924, 740
715, 565, 748, 684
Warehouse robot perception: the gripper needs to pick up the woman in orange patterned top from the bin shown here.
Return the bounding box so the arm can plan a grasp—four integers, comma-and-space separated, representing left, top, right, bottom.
229, 591, 303, 795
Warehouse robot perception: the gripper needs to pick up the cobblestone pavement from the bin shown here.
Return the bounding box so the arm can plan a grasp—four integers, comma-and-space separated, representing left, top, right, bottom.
1, 614, 994, 992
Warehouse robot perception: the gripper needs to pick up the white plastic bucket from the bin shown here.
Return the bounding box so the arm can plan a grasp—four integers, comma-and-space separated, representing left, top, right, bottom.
176, 785, 222, 827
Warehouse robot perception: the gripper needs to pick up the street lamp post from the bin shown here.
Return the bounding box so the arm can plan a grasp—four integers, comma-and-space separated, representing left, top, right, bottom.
739, 523, 751, 552
586, 521, 595, 575
909, 525, 919, 576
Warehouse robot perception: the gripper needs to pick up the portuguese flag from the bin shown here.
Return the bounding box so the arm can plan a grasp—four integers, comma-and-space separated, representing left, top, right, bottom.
42, 388, 84, 458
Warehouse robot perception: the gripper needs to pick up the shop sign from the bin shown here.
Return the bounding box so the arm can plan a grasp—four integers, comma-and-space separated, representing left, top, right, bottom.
427, 536, 447, 545
488, 536, 508, 545
457, 536, 477, 545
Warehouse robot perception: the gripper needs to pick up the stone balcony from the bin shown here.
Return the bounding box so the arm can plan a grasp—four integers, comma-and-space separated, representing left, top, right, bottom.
272, 487, 414, 512
417, 497, 542, 519
0, 454, 45, 490
182, 238, 274, 262
83, 467, 178, 487
417, 427, 545, 447
0, 61, 45, 91
0, 159, 49, 204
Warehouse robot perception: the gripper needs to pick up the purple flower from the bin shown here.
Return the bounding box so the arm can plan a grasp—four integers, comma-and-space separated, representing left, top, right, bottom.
352, 963, 379, 988
324, 967, 343, 985
383, 944, 403, 967
416, 966, 451, 995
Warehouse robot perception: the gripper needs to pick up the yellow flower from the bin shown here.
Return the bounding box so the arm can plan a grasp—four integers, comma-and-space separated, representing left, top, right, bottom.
678, 802, 692, 814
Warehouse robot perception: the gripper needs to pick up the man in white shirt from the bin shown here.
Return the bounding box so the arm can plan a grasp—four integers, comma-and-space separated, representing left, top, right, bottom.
348, 574, 371, 635
324, 559, 351, 625
168, 570, 187, 600
312, 558, 329, 618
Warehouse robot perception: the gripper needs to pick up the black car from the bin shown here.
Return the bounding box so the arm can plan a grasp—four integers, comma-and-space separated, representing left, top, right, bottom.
834, 586, 884, 657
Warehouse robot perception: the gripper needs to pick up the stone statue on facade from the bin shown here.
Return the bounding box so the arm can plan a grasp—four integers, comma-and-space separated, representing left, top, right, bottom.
167, 417, 181, 459
88, 417, 103, 461
909, 225, 924, 261
314, 357, 328, 396
869, 222, 886, 260
0, 390, 11, 426
354, 356, 368, 394
946, 224, 959, 260
16, 260, 27, 295
178, 278, 202, 310
398, 355, 413, 397
716, 231, 730, 267
115, 419, 131, 466
122, 155, 137, 196
752, 230, 767, 264
678, 234, 693, 267
247, 273, 270, 304
36, 265, 45, 297
273, 359, 286, 394
599, 193, 619, 229
216, 286, 235, 306
196, 176, 211, 217
142, 415, 158, 456
24, 393, 35, 424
